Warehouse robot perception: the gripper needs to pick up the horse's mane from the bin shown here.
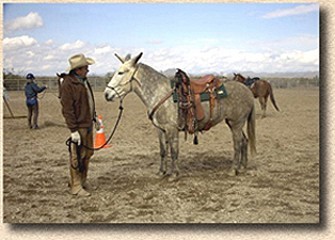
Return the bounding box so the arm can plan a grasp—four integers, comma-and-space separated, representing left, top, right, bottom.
138, 63, 168, 79
136, 63, 172, 91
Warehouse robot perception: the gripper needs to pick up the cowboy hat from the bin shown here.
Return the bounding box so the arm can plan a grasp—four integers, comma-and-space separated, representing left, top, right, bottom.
67, 53, 95, 72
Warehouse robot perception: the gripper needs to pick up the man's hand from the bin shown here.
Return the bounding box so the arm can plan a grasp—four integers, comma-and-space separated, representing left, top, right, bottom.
71, 131, 81, 145
95, 120, 101, 131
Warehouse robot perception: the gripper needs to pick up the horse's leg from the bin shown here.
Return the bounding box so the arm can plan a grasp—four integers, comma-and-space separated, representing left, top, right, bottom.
227, 121, 244, 176
157, 130, 168, 176
167, 129, 180, 177
240, 131, 248, 171
259, 97, 266, 118
263, 95, 269, 118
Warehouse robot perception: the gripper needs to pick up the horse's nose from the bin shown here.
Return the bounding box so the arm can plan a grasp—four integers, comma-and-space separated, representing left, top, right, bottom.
104, 90, 115, 102
104, 91, 110, 101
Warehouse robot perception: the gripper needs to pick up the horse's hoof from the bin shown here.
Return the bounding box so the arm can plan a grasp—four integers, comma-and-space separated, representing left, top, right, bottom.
156, 170, 166, 177
167, 173, 180, 182
227, 168, 238, 177
239, 166, 247, 173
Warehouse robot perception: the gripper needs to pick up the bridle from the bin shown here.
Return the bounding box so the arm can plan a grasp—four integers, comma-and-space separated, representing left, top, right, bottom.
105, 66, 141, 97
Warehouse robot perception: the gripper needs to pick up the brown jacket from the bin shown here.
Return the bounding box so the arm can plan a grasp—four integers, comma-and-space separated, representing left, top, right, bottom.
60, 74, 95, 132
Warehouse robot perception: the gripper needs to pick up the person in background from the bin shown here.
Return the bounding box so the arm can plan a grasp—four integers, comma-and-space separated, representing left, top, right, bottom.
60, 53, 99, 197
24, 73, 47, 129
3, 83, 9, 101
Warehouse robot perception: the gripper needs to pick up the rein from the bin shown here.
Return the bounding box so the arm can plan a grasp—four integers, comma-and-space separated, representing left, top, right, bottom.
66, 97, 124, 153
148, 88, 175, 121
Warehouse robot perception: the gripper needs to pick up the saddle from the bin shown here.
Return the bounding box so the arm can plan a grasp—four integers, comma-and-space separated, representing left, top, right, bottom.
190, 75, 222, 123
245, 77, 260, 87
174, 70, 226, 143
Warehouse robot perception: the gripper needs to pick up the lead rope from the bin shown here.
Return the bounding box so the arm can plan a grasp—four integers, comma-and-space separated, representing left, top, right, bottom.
68, 142, 85, 173
66, 97, 124, 156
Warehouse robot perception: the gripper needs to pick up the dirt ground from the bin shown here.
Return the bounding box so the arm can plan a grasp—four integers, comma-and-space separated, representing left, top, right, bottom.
2, 87, 319, 223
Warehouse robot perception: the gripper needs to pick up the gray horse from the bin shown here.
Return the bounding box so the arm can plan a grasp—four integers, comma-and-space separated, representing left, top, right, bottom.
104, 53, 256, 177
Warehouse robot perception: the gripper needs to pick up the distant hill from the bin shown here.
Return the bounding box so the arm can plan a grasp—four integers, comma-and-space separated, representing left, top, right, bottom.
162, 68, 319, 79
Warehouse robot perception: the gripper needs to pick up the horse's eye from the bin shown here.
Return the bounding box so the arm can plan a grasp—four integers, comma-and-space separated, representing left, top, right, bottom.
118, 72, 124, 75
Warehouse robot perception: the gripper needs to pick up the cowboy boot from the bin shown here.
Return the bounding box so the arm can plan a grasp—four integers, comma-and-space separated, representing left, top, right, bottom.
81, 159, 97, 191
70, 167, 90, 196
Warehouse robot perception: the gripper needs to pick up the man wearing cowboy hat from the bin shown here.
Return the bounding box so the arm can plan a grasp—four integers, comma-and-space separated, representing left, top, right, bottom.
60, 53, 98, 197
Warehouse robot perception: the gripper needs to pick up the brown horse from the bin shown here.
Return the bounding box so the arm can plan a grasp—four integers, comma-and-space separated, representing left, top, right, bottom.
233, 73, 280, 118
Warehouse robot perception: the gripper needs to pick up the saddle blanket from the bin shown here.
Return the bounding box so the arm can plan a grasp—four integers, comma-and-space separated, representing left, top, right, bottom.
245, 77, 260, 87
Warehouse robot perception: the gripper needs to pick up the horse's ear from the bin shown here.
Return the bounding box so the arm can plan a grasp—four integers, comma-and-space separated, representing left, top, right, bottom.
125, 54, 131, 61
233, 73, 237, 76
115, 53, 125, 63
131, 52, 143, 65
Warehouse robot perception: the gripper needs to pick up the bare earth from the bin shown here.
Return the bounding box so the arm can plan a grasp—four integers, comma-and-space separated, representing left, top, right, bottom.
2, 87, 319, 223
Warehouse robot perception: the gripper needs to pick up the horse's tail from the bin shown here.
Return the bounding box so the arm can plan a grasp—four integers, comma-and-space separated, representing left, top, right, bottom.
268, 83, 280, 111
247, 105, 257, 156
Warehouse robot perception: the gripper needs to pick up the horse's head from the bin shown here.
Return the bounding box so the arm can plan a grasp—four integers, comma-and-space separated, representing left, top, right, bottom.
233, 73, 245, 83
104, 52, 143, 102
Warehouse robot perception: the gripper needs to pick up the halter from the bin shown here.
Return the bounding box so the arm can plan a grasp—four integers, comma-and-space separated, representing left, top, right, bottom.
105, 66, 141, 97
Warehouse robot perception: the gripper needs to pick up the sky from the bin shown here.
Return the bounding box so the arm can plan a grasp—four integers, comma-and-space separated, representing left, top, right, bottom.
3, 3, 319, 76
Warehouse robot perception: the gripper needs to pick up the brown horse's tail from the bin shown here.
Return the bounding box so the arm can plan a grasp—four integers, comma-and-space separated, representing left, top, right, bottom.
268, 83, 280, 111
247, 105, 257, 156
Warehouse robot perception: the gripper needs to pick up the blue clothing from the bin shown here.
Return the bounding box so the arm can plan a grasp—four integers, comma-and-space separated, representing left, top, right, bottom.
25, 82, 46, 106
24, 81, 46, 128
24, 82, 46, 99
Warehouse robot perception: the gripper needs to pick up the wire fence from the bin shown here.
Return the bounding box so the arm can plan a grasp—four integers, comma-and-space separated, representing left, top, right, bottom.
3, 76, 319, 92
3, 77, 108, 92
